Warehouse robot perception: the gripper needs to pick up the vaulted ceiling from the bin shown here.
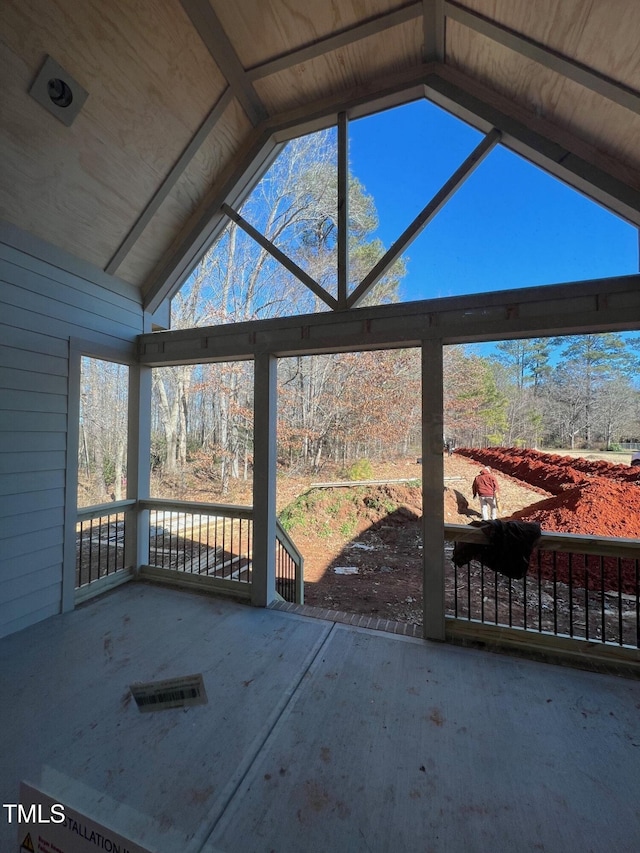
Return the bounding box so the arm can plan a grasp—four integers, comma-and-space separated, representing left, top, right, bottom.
2, 0, 639, 312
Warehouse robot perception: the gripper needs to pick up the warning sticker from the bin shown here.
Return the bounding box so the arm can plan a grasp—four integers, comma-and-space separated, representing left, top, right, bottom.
20, 832, 35, 852
129, 673, 207, 712
18, 783, 153, 853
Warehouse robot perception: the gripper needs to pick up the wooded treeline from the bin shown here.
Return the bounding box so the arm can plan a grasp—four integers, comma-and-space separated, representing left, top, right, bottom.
78, 330, 639, 504
78, 131, 640, 503
444, 334, 639, 450
148, 332, 639, 496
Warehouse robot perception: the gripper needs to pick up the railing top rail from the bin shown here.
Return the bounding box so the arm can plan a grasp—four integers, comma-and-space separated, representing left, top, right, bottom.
140, 498, 253, 520
77, 500, 136, 521
445, 523, 640, 559
276, 520, 304, 564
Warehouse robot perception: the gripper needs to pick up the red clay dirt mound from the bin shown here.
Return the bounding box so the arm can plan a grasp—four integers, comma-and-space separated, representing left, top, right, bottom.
456, 446, 640, 493
456, 448, 640, 594
510, 478, 640, 539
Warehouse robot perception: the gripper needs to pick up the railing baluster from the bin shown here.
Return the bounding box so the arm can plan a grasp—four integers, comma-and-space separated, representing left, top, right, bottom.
584, 555, 589, 641
552, 551, 558, 636
537, 551, 542, 633
88, 518, 94, 583
568, 553, 573, 637
453, 559, 458, 617
76, 503, 132, 590
442, 526, 638, 651
617, 557, 623, 646
508, 575, 513, 628
222, 517, 227, 579
600, 555, 606, 643
636, 559, 639, 649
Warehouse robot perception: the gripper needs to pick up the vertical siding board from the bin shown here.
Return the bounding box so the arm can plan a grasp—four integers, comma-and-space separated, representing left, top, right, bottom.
0, 236, 143, 637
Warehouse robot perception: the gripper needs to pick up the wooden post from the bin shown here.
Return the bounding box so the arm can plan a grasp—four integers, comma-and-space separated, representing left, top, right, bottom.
421, 338, 445, 640
252, 352, 277, 606
62, 344, 82, 613
126, 362, 151, 572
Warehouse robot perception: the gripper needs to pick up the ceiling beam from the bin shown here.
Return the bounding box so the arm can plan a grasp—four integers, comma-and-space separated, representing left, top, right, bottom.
138, 273, 640, 366
106, 88, 234, 276
348, 128, 501, 308
444, 0, 640, 115
142, 66, 439, 311
180, 0, 267, 125
245, 3, 423, 82
423, 0, 445, 62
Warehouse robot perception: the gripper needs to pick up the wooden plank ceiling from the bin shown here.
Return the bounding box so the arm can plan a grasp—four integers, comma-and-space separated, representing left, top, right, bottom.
1, 0, 639, 310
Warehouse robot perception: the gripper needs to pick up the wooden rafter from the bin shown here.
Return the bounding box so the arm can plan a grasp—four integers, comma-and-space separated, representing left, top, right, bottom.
427, 67, 640, 226
423, 0, 445, 62
106, 89, 234, 276
138, 273, 640, 365
180, 0, 267, 125
144, 131, 283, 313
337, 112, 349, 310
245, 3, 423, 82
445, 0, 640, 115
144, 55, 640, 312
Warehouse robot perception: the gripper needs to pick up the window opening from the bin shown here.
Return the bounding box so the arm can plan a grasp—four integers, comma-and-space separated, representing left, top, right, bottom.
348, 99, 482, 276
151, 361, 254, 504
276, 349, 422, 625
443, 334, 640, 647
404, 146, 638, 301
174, 96, 638, 326
78, 357, 129, 507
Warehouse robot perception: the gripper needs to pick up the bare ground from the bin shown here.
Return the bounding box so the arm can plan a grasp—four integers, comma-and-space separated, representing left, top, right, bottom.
290, 455, 549, 620
143, 451, 636, 641
287, 456, 637, 646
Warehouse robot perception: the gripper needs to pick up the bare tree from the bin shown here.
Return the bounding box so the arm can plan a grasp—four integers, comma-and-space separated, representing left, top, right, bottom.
78, 357, 128, 505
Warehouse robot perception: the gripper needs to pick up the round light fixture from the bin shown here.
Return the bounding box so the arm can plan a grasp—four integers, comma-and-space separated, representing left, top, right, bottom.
47, 78, 73, 108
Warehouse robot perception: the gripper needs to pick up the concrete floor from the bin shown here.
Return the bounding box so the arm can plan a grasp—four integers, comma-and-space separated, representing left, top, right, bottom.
1, 582, 639, 852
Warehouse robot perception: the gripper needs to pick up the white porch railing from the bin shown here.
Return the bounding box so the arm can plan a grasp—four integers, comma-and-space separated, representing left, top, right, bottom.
138, 498, 303, 603
444, 523, 640, 657
75, 500, 136, 601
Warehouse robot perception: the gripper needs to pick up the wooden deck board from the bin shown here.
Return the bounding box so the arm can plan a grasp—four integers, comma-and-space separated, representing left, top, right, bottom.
1, 584, 638, 852
206, 622, 640, 852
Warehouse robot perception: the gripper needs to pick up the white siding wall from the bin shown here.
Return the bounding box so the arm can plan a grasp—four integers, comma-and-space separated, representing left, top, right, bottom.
0, 227, 143, 638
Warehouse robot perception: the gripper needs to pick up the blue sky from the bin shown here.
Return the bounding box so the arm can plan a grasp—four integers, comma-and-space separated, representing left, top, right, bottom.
349, 99, 639, 302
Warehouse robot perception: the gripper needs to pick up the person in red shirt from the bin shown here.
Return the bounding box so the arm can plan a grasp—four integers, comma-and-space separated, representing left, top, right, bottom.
472, 466, 500, 520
